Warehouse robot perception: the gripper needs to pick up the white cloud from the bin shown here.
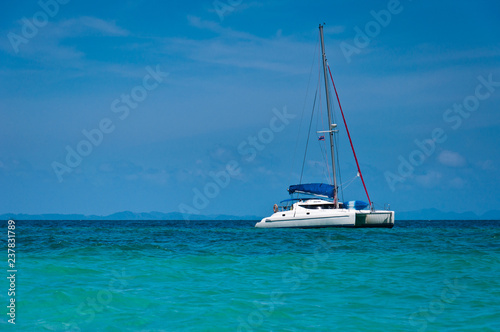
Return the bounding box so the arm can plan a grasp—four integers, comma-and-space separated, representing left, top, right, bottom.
323, 25, 345, 35
177, 16, 314, 73
477, 160, 495, 171
73, 16, 129, 36
438, 150, 466, 167
1, 16, 129, 63
415, 171, 442, 188
257, 166, 273, 176
186, 15, 255, 40
98, 162, 168, 185
396, 44, 500, 67
44, 16, 129, 39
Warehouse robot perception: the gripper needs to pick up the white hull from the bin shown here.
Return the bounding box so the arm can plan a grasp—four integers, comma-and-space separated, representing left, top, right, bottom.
255, 200, 394, 228
255, 211, 355, 228
354, 210, 395, 227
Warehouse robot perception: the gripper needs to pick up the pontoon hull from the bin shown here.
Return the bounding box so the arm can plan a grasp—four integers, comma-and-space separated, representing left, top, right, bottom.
255, 210, 394, 229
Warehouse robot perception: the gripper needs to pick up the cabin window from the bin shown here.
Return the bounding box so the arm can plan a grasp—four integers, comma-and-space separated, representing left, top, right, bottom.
299, 204, 336, 210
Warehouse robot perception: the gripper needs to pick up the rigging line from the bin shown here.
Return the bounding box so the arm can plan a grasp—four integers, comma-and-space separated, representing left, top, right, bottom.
327, 62, 372, 206
335, 121, 344, 201
327, 74, 344, 201
315, 70, 332, 185
320, 130, 332, 185
339, 174, 359, 191
334, 132, 344, 202
299, 87, 318, 184
317, 133, 330, 184
289, 37, 321, 185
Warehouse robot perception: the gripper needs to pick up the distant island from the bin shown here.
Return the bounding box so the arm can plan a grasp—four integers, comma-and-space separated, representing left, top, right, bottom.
0, 211, 261, 221
1, 209, 500, 221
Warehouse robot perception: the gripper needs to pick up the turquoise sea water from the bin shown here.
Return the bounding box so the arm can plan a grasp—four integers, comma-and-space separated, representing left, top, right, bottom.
1, 219, 499, 331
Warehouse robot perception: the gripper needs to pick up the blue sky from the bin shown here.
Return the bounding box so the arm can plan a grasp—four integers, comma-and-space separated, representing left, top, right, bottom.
1, 0, 499, 217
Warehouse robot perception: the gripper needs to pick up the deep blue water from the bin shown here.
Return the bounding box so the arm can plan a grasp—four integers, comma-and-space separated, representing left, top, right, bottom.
1, 219, 499, 331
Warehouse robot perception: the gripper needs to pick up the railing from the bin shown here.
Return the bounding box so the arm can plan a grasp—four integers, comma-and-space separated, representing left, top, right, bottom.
371, 202, 391, 211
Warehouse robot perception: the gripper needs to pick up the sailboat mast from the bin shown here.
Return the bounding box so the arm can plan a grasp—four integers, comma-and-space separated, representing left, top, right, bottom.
319, 24, 338, 208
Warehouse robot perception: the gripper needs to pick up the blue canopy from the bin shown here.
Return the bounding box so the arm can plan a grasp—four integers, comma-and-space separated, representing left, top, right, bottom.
345, 200, 369, 210
288, 183, 335, 198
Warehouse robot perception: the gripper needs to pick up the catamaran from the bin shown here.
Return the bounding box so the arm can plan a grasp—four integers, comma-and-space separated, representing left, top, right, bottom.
255, 25, 394, 229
